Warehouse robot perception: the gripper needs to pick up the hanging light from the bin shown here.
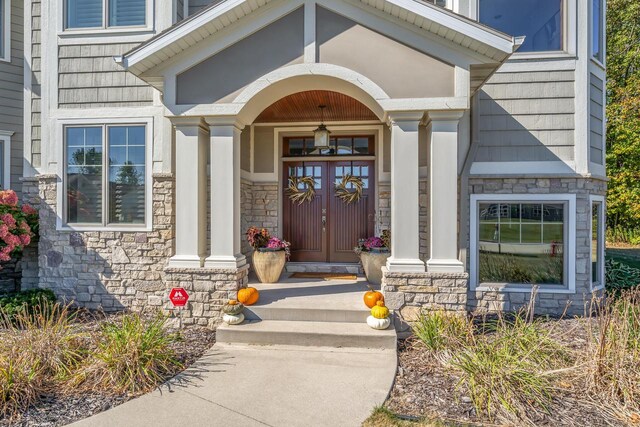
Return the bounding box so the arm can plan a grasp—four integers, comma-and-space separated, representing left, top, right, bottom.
313, 105, 331, 149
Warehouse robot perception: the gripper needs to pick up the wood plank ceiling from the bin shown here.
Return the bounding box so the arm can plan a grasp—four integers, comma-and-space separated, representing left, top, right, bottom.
254, 90, 379, 123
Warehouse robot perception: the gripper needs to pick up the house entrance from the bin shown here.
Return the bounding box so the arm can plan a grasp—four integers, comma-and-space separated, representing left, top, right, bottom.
282, 137, 375, 263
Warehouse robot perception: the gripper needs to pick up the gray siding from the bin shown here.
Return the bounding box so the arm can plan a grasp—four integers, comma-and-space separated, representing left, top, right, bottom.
176, 0, 184, 21
58, 44, 154, 108
589, 74, 604, 165
0, 0, 24, 190
188, 0, 223, 16
30, 0, 41, 169
474, 71, 576, 163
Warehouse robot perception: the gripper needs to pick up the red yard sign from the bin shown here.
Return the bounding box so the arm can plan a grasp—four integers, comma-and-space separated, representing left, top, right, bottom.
169, 288, 190, 307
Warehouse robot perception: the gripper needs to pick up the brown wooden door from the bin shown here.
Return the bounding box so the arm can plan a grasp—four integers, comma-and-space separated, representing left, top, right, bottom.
328, 161, 375, 263
283, 160, 375, 263
283, 162, 327, 262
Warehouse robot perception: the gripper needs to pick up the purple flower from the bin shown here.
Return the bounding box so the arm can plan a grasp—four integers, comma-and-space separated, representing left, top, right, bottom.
363, 237, 384, 250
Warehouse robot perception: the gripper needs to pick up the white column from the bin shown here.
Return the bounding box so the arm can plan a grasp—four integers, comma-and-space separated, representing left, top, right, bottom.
204, 119, 247, 269
427, 111, 465, 273
168, 119, 208, 268
386, 113, 425, 273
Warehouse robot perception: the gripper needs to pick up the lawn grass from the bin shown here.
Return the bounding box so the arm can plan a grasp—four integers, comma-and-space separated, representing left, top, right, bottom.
606, 247, 640, 270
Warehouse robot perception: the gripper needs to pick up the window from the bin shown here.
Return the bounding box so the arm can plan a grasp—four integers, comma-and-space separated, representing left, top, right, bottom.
283, 136, 374, 157
65, 0, 146, 29
590, 198, 605, 290
0, 130, 12, 189
478, 0, 563, 53
65, 124, 147, 226
592, 0, 604, 62
0, 0, 10, 62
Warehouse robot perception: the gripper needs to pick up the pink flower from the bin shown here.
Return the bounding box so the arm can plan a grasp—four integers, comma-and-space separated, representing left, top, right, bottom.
21, 204, 37, 215
3, 234, 20, 247
0, 224, 9, 239
0, 213, 16, 229
19, 234, 31, 246
0, 190, 18, 207
19, 221, 31, 234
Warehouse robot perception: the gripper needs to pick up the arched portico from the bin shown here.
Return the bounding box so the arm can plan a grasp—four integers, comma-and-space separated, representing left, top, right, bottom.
167, 67, 465, 275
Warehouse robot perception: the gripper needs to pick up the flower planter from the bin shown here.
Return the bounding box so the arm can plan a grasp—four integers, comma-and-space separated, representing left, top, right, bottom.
252, 249, 286, 283
360, 251, 390, 286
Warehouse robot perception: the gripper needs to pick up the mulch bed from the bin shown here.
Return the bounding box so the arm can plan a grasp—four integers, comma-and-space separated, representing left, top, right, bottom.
0, 313, 216, 427
385, 318, 627, 427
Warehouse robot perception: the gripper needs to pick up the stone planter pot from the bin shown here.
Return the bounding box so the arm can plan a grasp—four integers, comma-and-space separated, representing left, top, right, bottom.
252, 249, 286, 283
360, 251, 390, 286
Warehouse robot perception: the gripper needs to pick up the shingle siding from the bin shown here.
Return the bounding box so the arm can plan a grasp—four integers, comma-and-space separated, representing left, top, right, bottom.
58, 44, 154, 108
589, 74, 604, 165
30, 0, 41, 169
0, 0, 24, 190
475, 70, 576, 163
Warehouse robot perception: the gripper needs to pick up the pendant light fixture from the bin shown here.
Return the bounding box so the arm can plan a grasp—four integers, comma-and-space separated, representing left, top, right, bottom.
313, 105, 331, 149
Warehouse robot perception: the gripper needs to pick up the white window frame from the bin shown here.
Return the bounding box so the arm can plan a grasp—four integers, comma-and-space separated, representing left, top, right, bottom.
590, 0, 606, 67
0, 0, 10, 62
475, 0, 576, 60
590, 195, 606, 291
59, 0, 154, 37
57, 117, 153, 232
0, 130, 12, 189
470, 193, 576, 293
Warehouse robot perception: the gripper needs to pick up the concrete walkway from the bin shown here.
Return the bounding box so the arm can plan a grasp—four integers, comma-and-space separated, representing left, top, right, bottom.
71, 343, 397, 427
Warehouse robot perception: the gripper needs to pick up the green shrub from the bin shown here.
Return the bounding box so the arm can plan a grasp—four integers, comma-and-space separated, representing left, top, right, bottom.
412, 311, 471, 352
450, 311, 570, 424
606, 258, 640, 295
606, 226, 640, 246
0, 289, 56, 324
73, 313, 182, 395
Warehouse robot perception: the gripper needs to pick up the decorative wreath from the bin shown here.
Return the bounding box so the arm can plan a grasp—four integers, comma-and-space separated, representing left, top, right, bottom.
335, 174, 364, 204
286, 176, 316, 205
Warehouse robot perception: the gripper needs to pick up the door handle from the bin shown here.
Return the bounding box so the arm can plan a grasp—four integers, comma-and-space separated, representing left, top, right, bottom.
322, 215, 326, 232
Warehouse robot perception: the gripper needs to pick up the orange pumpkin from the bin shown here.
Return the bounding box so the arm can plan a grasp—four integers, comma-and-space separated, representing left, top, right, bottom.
364, 290, 384, 308
237, 287, 259, 306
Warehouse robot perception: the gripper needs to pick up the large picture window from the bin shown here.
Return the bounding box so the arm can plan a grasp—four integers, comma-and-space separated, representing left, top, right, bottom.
65, 0, 146, 29
592, 0, 604, 62
590, 198, 605, 289
478, 0, 563, 53
476, 201, 566, 285
283, 136, 374, 157
65, 124, 147, 226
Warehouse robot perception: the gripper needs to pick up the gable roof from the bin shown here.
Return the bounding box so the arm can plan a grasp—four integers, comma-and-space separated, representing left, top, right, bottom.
120, 0, 522, 78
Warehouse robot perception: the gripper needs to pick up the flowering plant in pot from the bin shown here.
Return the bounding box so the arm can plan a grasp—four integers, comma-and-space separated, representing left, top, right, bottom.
246, 227, 291, 283
354, 230, 390, 286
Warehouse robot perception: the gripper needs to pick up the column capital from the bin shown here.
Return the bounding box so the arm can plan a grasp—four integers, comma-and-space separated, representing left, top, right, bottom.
170, 116, 208, 131
426, 110, 465, 124
386, 111, 425, 126
204, 116, 246, 130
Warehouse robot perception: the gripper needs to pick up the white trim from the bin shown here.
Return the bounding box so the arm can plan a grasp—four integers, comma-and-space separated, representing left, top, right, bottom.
589, 194, 606, 291
0, 0, 10, 62
470, 193, 577, 293
23, 0, 34, 177
470, 161, 577, 176
58, 0, 155, 42
55, 117, 154, 232
0, 130, 13, 189
303, 0, 316, 63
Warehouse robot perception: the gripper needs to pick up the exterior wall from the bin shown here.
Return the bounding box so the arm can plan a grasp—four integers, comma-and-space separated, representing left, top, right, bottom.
0, 0, 24, 190
316, 6, 455, 99
241, 179, 279, 256
188, 0, 222, 17
28, 0, 41, 170
474, 70, 576, 163
589, 74, 605, 165
22, 174, 247, 327
465, 177, 607, 316
58, 44, 154, 108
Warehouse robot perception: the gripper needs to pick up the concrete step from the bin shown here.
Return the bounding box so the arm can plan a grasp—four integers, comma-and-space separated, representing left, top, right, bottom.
216, 319, 397, 350
244, 306, 369, 323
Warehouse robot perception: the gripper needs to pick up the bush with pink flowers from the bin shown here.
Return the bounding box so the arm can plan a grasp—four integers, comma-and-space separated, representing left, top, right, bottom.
0, 190, 38, 263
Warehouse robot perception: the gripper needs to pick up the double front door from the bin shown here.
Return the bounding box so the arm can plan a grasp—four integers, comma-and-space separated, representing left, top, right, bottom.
283, 160, 375, 263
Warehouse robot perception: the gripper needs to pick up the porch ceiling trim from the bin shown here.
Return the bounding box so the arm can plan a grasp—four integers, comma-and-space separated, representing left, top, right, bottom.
120, 0, 523, 78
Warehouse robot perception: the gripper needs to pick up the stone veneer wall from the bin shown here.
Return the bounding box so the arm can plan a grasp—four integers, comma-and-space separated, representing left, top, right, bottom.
240, 180, 279, 265
382, 268, 468, 334
466, 177, 607, 316
21, 174, 248, 328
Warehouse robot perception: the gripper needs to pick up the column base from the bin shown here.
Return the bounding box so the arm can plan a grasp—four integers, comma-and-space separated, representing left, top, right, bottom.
204, 254, 247, 269
427, 258, 465, 273
386, 257, 426, 273
167, 255, 204, 268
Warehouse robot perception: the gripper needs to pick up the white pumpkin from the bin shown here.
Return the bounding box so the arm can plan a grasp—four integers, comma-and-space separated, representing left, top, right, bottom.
223, 312, 245, 325
367, 315, 391, 330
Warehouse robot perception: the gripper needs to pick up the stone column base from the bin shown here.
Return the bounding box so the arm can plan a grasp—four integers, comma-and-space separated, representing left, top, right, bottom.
381, 267, 468, 335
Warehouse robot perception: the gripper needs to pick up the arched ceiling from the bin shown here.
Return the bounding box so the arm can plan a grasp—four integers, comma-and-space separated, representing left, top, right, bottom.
254, 90, 379, 123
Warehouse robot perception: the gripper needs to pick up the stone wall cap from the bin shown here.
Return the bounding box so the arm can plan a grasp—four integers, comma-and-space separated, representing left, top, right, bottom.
382, 269, 469, 279
20, 176, 39, 182
152, 172, 175, 180
468, 173, 609, 182
164, 264, 249, 274
37, 174, 58, 181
